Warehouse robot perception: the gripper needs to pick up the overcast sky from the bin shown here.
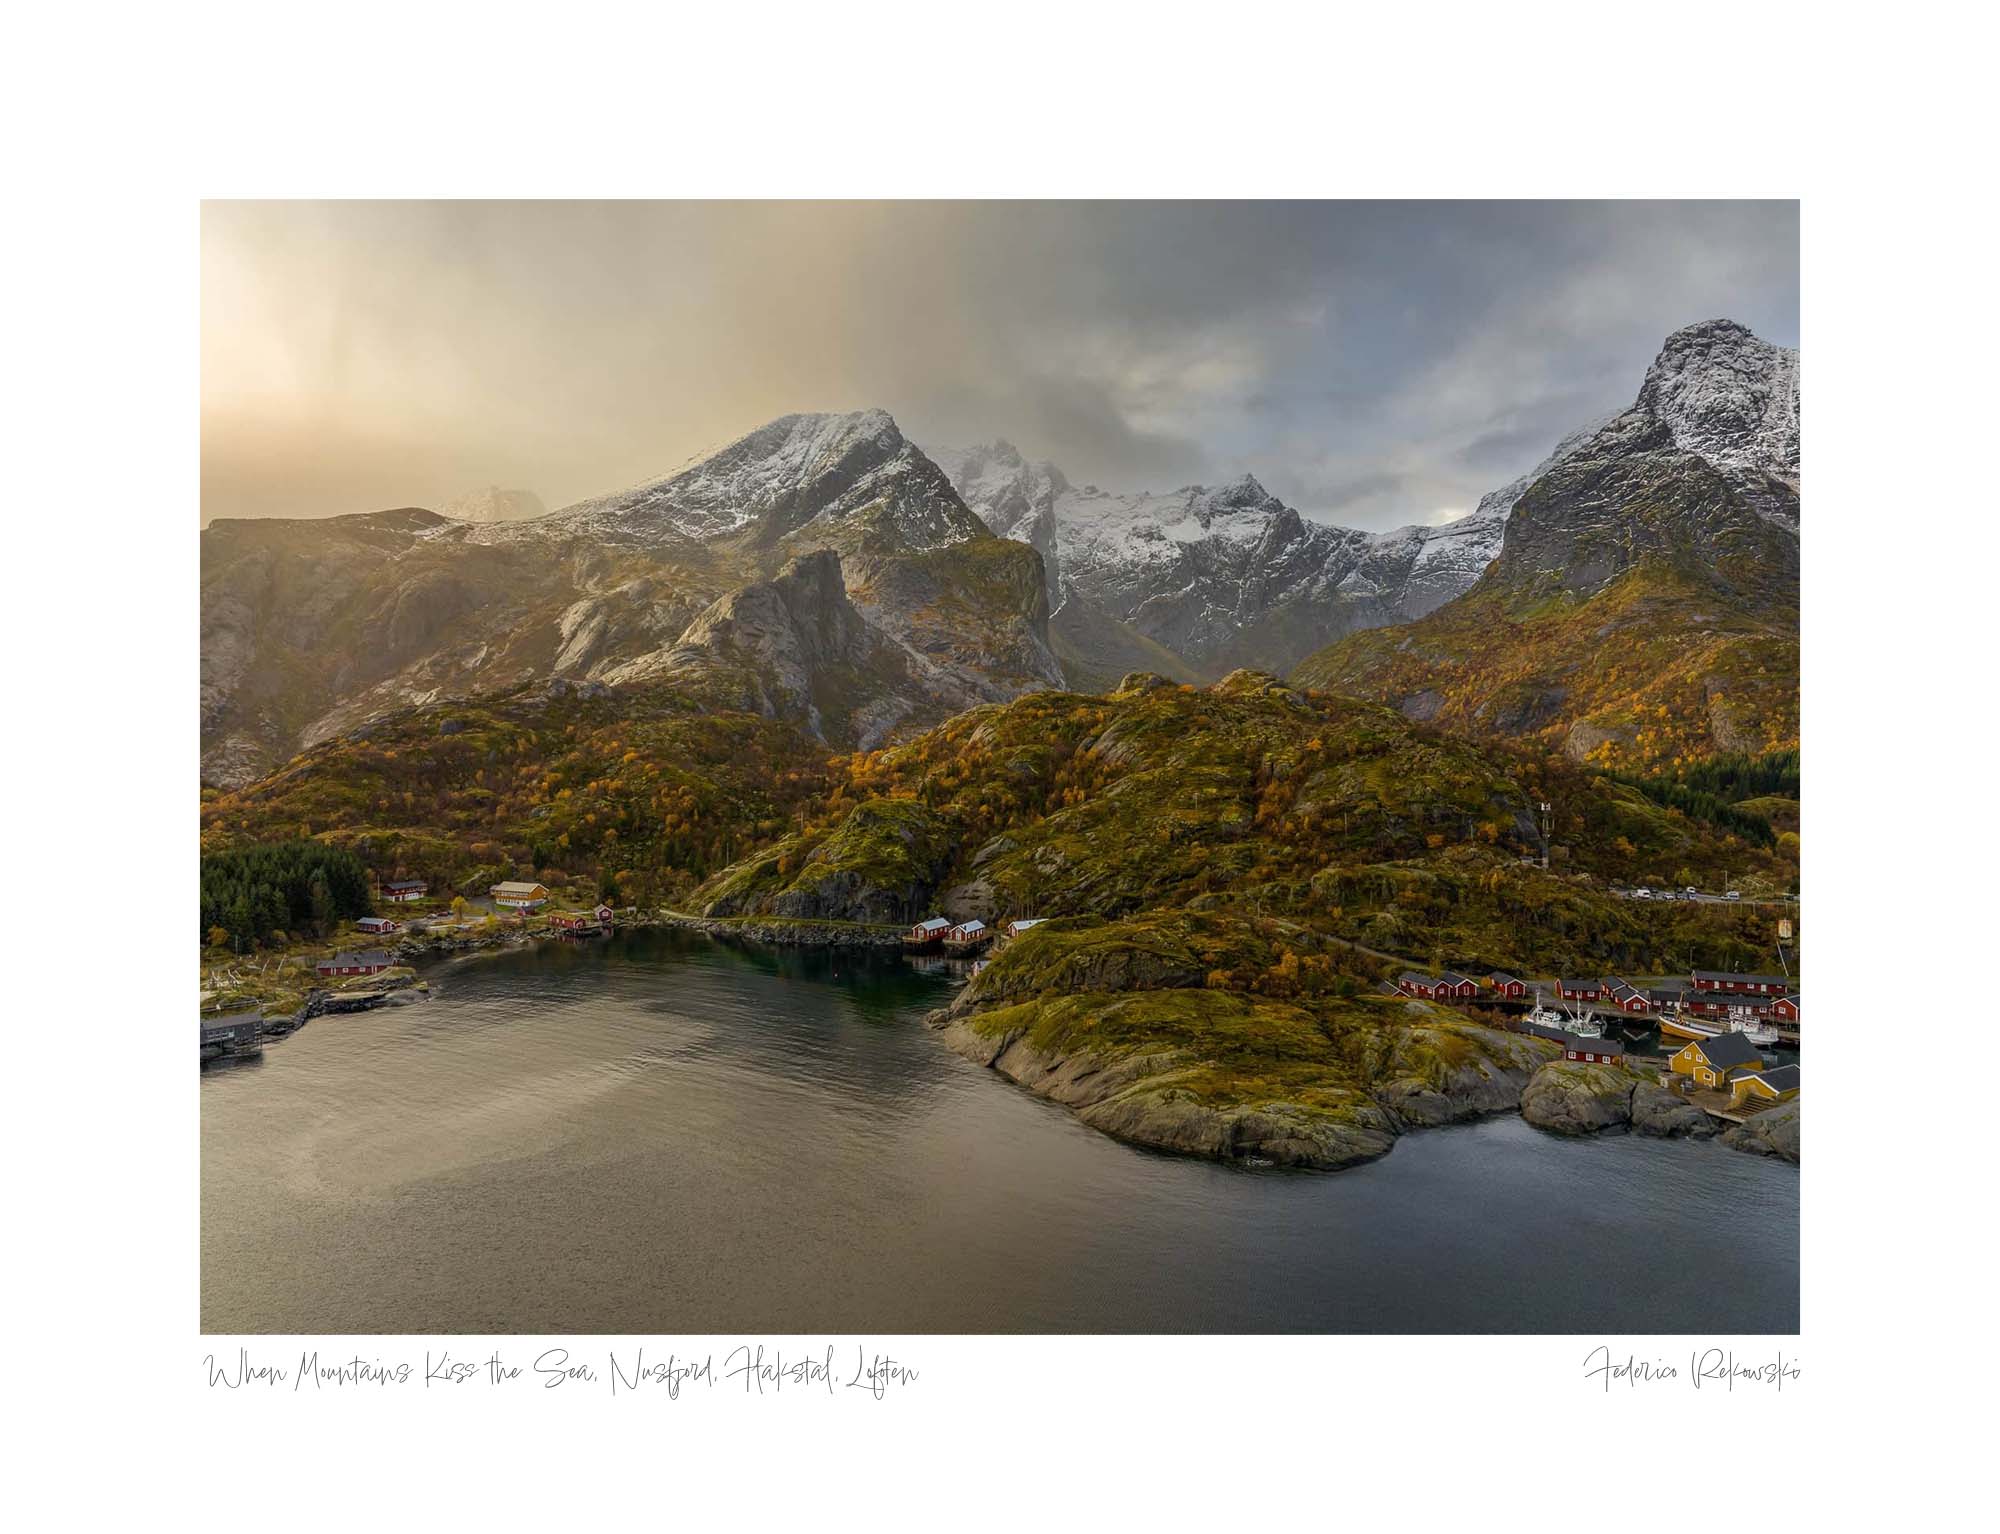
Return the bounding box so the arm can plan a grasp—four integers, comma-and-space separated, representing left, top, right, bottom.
201, 201, 1797, 531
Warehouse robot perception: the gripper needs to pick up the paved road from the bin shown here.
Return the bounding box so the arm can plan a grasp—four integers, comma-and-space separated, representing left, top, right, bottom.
1611, 888, 1798, 907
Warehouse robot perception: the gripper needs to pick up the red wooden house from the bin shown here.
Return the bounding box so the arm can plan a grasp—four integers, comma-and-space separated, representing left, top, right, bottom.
315, 949, 393, 978
1557, 978, 1603, 1003
1435, 972, 1479, 1000
1690, 970, 1789, 996
356, 916, 400, 936
381, 878, 428, 904
1398, 972, 1440, 998
1488, 972, 1528, 1000
1771, 994, 1801, 1023
549, 910, 600, 933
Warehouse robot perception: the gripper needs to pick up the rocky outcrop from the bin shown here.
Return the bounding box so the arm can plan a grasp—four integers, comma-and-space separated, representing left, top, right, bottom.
1521, 1061, 1721, 1138
927, 1011, 1400, 1170
1722, 1101, 1800, 1163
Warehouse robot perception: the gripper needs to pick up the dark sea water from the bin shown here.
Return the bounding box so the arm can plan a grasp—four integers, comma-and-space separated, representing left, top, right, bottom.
201, 930, 1798, 1334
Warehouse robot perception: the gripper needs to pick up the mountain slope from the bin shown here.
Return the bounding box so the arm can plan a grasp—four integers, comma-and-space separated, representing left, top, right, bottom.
1294, 320, 1799, 770
200, 411, 1058, 784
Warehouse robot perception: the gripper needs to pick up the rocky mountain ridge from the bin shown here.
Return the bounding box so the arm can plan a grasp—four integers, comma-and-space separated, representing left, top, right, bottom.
931, 441, 1514, 683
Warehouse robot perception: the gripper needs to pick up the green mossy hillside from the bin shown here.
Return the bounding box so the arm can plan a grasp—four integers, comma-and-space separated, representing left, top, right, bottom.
694, 671, 1791, 972
201, 682, 832, 907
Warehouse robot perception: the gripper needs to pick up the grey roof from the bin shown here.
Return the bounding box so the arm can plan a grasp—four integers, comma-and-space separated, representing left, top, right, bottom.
383, 878, 426, 890
1437, 971, 1476, 987
1557, 978, 1602, 990
319, 949, 393, 968
1488, 971, 1523, 984
1680, 1031, 1763, 1068
1747, 1064, 1800, 1092
1691, 970, 1790, 987
1562, 1033, 1622, 1053
1399, 971, 1437, 987
913, 917, 950, 931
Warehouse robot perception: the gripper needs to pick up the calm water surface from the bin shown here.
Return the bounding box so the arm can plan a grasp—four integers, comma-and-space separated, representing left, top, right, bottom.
201, 931, 1798, 1333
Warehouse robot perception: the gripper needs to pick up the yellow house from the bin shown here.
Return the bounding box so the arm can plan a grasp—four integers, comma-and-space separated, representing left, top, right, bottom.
1667, 1031, 1765, 1088
490, 880, 551, 910
1728, 1064, 1800, 1110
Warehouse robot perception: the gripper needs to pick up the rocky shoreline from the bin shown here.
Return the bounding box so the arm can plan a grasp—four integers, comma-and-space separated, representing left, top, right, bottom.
655, 911, 906, 949
925, 986, 1797, 1170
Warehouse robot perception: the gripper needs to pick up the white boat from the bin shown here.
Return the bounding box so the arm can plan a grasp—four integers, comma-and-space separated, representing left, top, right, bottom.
1525, 994, 1605, 1038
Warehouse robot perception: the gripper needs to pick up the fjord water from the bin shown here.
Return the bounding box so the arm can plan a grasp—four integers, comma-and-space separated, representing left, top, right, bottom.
201, 932, 1798, 1334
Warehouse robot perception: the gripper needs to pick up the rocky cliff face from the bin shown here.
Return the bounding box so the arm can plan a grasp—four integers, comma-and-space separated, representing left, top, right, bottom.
200, 412, 1058, 784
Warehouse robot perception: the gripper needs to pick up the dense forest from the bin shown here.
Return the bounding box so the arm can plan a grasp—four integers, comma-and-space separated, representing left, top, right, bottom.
1609, 749, 1799, 847
199, 841, 373, 951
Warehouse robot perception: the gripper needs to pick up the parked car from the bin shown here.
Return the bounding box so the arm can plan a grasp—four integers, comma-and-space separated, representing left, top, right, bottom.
1726, 890, 1741, 900
1634, 888, 1651, 898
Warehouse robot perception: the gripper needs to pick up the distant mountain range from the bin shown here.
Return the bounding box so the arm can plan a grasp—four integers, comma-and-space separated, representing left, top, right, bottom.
927, 444, 1515, 688
201, 318, 1798, 786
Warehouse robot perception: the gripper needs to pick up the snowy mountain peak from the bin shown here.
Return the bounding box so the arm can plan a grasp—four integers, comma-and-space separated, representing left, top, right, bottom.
1203, 473, 1279, 513
535, 408, 985, 551
1636, 318, 1799, 478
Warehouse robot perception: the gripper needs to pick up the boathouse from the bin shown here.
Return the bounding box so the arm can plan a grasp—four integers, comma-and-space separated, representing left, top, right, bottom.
549, 910, 600, 933
1667, 1030, 1764, 1089
315, 949, 393, 978
906, 917, 950, 946
490, 880, 551, 910
1690, 970, 1789, 996
381, 878, 428, 903
944, 919, 989, 951
594, 903, 616, 925
1771, 994, 1801, 1023
201, 1010, 264, 1060
356, 916, 400, 936
1435, 972, 1478, 1000
1729, 1064, 1800, 1111
1557, 978, 1603, 1003
1561, 1033, 1624, 1065
1487, 971, 1527, 999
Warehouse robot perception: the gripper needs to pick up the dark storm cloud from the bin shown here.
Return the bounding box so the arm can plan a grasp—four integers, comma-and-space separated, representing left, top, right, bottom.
202, 201, 1797, 529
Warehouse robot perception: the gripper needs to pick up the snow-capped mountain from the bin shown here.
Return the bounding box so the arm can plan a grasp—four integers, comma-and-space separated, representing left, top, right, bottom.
1296, 318, 1801, 769
201, 411, 1055, 784
520, 409, 985, 553
930, 442, 1507, 680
